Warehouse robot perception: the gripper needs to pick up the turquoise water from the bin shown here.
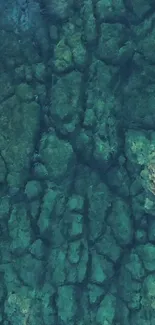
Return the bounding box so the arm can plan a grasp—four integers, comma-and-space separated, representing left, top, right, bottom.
0, 1, 155, 324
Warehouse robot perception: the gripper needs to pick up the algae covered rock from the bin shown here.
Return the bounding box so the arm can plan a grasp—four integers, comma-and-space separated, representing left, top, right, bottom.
125, 250, 145, 281
125, 130, 150, 167
13, 254, 44, 287
16, 83, 34, 102
67, 194, 84, 213
39, 132, 75, 185
96, 294, 116, 325
138, 243, 155, 272
25, 180, 42, 200
0, 72, 14, 103
0, 155, 6, 183
88, 283, 103, 305
29, 239, 45, 259
0, 96, 40, 188
8, 203, 32, 255
86, 59, 121, 166
95, 225, 122, 263
4, 291, 32, 325
46, 238, 88, 285
68, 213, 83, 238
33, 62, 46, 82
44, 0, 73, 21
53, 38, 73, 73
97, 23, 128, 64
108, 198, 133, 246
82, 0, 97, 44
37, 188, 60, 240
142, 273, 155, 311
65, 28, 87, 69
49, 71, 82, 135
33, 163, 48, 180
106, 165, 130, 197
0, 196, 10, 218
96, 0, 125, 21
57, 286, 76, 324
91, 250, 114, 284
2, 0, 155, 324
88, 182, 112, 241
123, 77, 155, 129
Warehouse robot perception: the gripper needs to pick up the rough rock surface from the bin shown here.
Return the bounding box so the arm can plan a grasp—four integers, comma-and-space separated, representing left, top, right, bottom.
0, 0, 155, 324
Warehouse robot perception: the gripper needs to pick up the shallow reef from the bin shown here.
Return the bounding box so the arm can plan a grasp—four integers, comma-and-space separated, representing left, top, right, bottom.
1, 0, 155, 325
